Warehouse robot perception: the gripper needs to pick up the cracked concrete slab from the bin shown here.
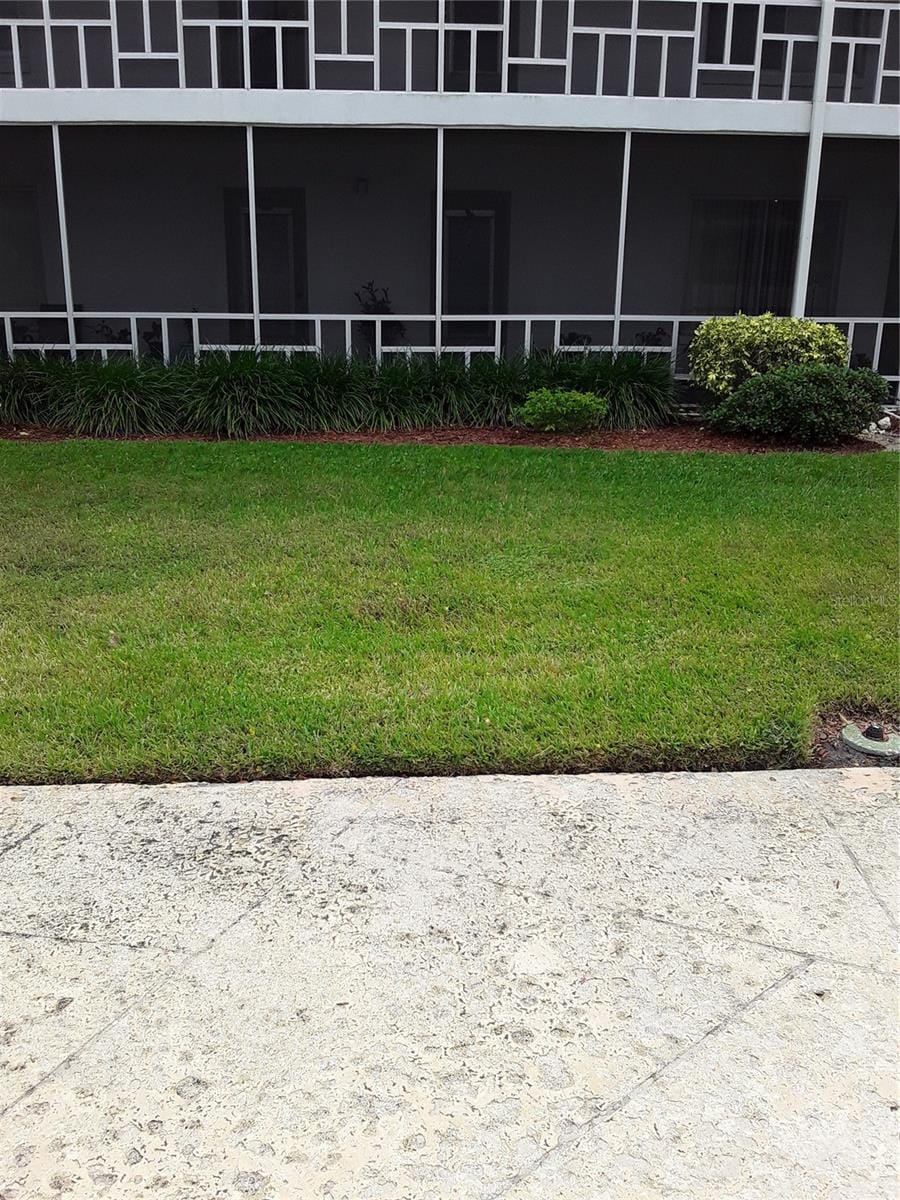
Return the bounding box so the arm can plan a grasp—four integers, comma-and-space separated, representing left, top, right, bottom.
0, 786, 313, 951
0, 767, 896, 1199
331, 769, 897, 970
0, 873, 798, 1197
500, 961, 897, 1200
0, 936, 174, 1113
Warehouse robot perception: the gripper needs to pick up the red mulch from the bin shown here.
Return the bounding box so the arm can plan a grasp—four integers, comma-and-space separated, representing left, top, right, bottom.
0, 423, 882, 454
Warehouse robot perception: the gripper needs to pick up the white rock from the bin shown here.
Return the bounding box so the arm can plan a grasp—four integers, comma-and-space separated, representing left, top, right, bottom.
867, 423, 878, 433
876, 415, 892, 430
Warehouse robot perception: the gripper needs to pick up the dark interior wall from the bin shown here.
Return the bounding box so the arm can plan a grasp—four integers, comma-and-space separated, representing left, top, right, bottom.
809, 137, 899, 317
0, 127, 65, 310
444, 131, 625, 313
622, 133, 808, 314
61, 126, 249, 312
253, 129, 436, 314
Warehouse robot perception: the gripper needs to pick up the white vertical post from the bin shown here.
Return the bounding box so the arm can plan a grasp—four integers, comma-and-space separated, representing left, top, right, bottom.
612, 130, 632, 351
241, 0, 251, 88
141, 0, 151, 52
874, 7, 889, 103
752, 0, 765, 98
76, 25, 87, 87
689, 0, 702, 98
245, 125, 261, 347
11, 27, 22, 89
501, 0, 510, 91
873, 322, 884, 373
307, 0, 316, 87
564, 0, 573, 94
791, 0, 835, 317
50, 124, 76, 360
108, 0, 121, 86
723, 0, 734, 66
373, 0, 380, 90
626, 0, 637, 96
435, 126, 444, 354
41, 0, 55, 87
437, 0, 445, 92
175, 0, 185, 87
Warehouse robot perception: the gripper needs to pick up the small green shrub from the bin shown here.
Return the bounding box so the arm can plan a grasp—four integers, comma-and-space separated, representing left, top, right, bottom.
709, 363, 887, 444
517, 388, 609, 433
689, 314, 849, 400
847, 365, 892, 414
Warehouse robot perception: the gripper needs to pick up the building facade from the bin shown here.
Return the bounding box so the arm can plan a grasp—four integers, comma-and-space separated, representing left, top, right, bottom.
0, 0, 897, 387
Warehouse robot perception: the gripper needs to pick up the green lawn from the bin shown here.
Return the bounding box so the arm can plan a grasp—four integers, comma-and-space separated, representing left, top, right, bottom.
0, 440, 896, 782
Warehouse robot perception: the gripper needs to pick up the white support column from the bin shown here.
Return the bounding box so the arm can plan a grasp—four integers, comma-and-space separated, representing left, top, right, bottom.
437, 0, 445, 93
501, 0, 510, 92
241, 0, 251, 88
50, 124, 76, 359
108, 0, 122, 86
40, 0, 55, 87
435, 126, 444, 354
791, 0, 835, 317
175, 0, 185, 88
245, 125, 261, 347
612, 129, 632, 351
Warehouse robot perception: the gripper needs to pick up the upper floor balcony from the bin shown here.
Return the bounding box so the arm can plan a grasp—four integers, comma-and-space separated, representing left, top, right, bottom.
0, 0, 897, 107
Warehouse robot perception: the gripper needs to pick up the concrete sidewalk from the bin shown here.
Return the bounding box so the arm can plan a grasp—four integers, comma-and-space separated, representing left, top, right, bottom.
0, 768, 896, 1199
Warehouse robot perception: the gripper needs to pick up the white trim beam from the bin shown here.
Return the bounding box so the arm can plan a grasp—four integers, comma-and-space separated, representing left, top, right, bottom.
0, 89, 837, 134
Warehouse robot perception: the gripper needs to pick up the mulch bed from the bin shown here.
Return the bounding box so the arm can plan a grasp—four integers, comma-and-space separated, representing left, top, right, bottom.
0, 423, 883, 453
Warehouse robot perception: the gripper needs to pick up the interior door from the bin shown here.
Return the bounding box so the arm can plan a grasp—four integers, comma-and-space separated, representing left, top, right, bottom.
225, 187, 307, 324
445, 209, 496, 313
253, 209, 296, 313
441, 190, 509, 347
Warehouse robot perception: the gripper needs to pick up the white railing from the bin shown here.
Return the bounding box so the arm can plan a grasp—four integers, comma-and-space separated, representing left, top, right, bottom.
3, 312, 897, 384
0, 1, 896, 103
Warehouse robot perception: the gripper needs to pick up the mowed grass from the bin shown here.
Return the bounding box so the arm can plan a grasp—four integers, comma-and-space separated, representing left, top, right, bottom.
0, 440, 896, 782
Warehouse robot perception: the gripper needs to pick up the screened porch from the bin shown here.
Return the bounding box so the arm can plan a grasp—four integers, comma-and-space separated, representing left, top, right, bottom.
0, 124, 896, 382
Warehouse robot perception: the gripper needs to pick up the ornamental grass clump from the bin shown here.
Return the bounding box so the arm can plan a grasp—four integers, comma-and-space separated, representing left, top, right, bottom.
689, 313, 849, 401
0, 348, 676, 436
0, 355, 50, 425
179, 351, 301, 438
43, 356, 177, 437
574, 350, 674, 429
